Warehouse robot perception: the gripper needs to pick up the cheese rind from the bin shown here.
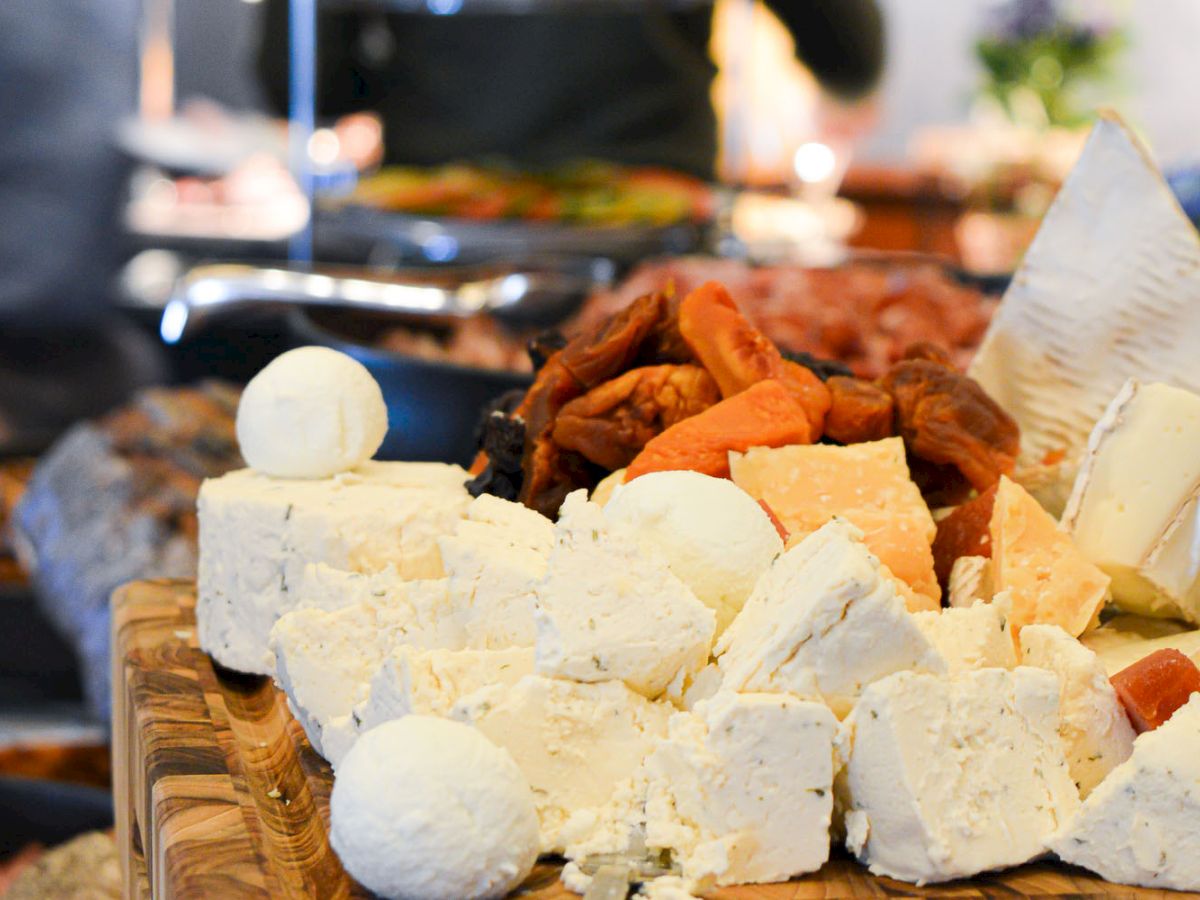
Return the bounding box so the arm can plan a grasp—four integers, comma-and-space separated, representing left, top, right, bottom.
715, 519, 945, 717
356, 645, 534, 733
990, 476, 1109, 638
968, 114, 1200, 485
947, 555, 994, 609
730, 439, 940, 608
644, 691, 837, 886
1052, 695, 1200, 891
839, 667, 1080, 884
451, 675, 670, 853
197, 463, 468, 673
533, 492, 715, 698
1019, 624, 1135, 797
912, 597, 1016, 674
1063, 380, 1200, 623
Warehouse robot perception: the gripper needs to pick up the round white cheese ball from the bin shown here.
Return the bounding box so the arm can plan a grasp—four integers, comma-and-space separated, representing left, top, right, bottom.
606, 470, 783, 634
330, 716, 539, 900
236, 346, 387, 478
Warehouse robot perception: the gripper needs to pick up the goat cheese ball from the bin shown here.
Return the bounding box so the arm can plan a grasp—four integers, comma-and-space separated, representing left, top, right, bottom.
605, 470, 783, 634
236, 346, 387, 478
330, 716, 539, 900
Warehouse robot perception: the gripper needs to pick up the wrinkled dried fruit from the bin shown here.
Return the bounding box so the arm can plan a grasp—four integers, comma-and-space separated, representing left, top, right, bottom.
902, 341, 955, 367
780, 349, 854, 382
625, 378, 815, 481
678, 282, 830, 432
1111, 648, 1200, 733
824, 376, 895, 444
931, 484, 997, 589
552, 364, 720, 470
881, 359, 1019, 492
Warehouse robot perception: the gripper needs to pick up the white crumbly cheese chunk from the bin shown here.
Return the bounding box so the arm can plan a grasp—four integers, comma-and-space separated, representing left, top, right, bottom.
1019, 624, 1135, 797
1063, 379, 1200, 623
356, 645, 534, 733
1052, 695, 1200, 891
715, 519, 945, 717
968, 115, 1200, 499
643, 691, 837, 886
197, 463, 469, 673
947, 556, 994, 608
912, 597, 1017, 674
1081, 614, 1200, 675
533, 492, 715, 699
839, 667, 1080, 885
269, 578, 463, 766
451, 674, 670, 853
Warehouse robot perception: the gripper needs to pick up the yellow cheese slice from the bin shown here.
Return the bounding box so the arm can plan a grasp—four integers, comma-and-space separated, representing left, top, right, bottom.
990, 475, 1109, 638
730, 438, 939, 610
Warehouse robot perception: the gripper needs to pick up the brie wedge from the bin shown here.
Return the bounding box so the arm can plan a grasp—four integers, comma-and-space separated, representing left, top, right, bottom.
1063, 379, 1200, 623
969, 114, 1200, 499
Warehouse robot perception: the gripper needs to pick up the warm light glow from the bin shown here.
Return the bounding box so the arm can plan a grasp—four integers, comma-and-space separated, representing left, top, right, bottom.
793, 142, 837, 184
307, 128, 341, 167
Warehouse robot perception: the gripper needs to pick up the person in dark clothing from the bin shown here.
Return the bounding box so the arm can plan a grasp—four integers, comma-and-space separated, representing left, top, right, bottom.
258, 0, 884, 179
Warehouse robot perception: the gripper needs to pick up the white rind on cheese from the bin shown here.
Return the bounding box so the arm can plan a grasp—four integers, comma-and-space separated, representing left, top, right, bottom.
533, 491, 715, 699
947, 556, 994, 609
197, 463, 468, 673
643, 691, 837, 886
356, 645, 534, 734
912, 597, 1016, 674
1052, 695, 1200, 891
968, 114, 1200, 490
451, 674, 670, 854
438, 495, 554, 649
838, 667, 1080, 885
1019, 624, 1135, 797
715, 519, 945, 717
1063, 379, 1200, 623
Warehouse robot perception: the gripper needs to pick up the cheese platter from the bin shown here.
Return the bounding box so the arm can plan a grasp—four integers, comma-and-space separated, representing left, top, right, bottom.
114, 113, 1200, 899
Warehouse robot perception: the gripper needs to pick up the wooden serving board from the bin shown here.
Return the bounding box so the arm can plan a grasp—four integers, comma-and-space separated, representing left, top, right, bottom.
113, 580, 1187, 899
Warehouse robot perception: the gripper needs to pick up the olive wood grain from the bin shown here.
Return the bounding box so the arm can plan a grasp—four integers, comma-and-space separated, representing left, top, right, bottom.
112, 580, 1187, 899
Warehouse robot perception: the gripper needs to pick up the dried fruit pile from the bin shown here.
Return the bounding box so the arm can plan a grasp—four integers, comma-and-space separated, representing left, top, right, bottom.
469, 281, 1019, 518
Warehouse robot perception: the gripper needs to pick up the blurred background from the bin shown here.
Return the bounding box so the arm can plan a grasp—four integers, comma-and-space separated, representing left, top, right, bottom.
1, 0, 1199, 892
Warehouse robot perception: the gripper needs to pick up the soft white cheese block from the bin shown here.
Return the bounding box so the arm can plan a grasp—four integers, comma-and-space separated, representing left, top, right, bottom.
1063, 379, 1200, 623
451, 674, 670, 853
197, 462, 469, 673
1080, 614, 1200, 675
969, 114, 1200, 498
437, 495, 554, 649
715, 519, 945, 717
643, 691, 837, 886
356, 645, 534, 733
947, 556, 994, 609
269, 578, 462, 766
912, 597, 1016, 674
839, 667, 1080, 885
1019, 624, 1135, 797
1052, 695, 1200, 891
533, 492, 715, 699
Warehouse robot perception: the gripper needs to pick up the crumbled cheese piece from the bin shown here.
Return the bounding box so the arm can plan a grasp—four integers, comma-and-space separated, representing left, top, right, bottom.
947, 555, 994, 608
839, 667, 1080, 885
533, 492, 715, 699
644, 691, 837, 886
197, 463, 468, 673
452, 674, 670, 854
1020, 624, 1135, 797
912, 596, 1016, 674
715, 519, 945, 717
1052, 695, 1200, 891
